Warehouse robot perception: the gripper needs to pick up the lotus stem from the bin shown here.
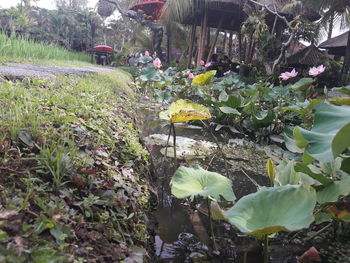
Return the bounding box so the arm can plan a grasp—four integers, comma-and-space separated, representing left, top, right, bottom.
243, 251, 248, 263
263, 235, 269, 263
241, 169, 259, 189
171, 123, 177, 164
303, 222, 332, 242
163, 124, 172, 167
207, 197, 218, 251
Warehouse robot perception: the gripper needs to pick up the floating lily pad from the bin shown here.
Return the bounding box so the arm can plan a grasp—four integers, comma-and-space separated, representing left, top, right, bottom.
170, 166, 236, 201
223, 185, 316, 237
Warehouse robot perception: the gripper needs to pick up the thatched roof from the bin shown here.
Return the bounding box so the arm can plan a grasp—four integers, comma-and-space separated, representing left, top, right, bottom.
319, 31, 349, 56
287, 44, 329, 67
162, 0, 320, 31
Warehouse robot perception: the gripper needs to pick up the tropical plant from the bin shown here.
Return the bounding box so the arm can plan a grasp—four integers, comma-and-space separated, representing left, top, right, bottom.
223, 185, 317, 263
170, 165, 235, 249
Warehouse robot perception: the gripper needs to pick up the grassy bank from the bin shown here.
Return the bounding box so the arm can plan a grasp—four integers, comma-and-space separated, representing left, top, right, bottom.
0, 33, 91, 63
0, 71, 150, 262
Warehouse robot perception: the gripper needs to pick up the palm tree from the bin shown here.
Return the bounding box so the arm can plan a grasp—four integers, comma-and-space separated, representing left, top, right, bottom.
302, 0, 350, 84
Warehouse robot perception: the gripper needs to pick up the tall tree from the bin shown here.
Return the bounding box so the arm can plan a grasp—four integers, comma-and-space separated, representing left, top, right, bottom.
301, 0, 350, 84
97, 0, 164, 60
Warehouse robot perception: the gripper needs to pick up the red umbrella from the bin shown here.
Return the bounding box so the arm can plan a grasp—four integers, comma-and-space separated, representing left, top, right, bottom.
129, 1, 165, 21
93, 45, 113, 52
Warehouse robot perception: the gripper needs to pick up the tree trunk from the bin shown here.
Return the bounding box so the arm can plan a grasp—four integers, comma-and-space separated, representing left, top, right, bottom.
222, 30, 227, 53
187, 23, 196, 68
340, 31, 350, 85
207, 17, 223, 63
238, 30, 244, 62
328, 11, 334, 40
228, 31, 233, 59
166, 25, 172, 65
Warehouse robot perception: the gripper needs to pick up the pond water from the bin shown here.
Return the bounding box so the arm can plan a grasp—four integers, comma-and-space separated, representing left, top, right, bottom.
137, 101, 308, 263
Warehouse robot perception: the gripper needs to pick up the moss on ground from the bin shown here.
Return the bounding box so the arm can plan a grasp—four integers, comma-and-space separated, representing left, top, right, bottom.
0, 70, 151, 262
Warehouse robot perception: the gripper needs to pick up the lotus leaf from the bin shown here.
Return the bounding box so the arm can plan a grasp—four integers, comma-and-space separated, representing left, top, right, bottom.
219, 106, 241, 115
329, 96, 350, 106
191, 70, 216, 86
332, 86, 350, 95
170, 166, 236, 201
326, 204, 350, 222
282, 99, 322, 116
341, 157, 350, 174
294, 163, 333, 185
252, 110, 275, 127
294, 103, 350, 162
290, 78, 314, 91
317, 175, 350, 204
223, 185, 316, 237
159, 99, 211, 123
275, 160, 301, 186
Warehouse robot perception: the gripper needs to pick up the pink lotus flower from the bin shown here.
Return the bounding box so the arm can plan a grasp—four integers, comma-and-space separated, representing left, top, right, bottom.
298, 247, 321, 263
144, 51, 150, 56
280, 68, 298, 80
309, 65, 326, 77
224, 70, 231, 76
199, 60, 205, 66
188, 73, 194, 79
205, 62, 212, 68
153, 58, 162, 69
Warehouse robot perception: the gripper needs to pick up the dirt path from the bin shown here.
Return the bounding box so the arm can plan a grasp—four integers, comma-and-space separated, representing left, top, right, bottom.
0, 62, 114, 80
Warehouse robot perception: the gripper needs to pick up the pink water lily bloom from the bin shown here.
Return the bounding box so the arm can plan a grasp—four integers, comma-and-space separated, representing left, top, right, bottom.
144, 50, 150, 56
309, 65, 326, 77
280, 68, 298, 80
199, 60, 205, 66
153, 58, 162, 69
188, 73, 194, 79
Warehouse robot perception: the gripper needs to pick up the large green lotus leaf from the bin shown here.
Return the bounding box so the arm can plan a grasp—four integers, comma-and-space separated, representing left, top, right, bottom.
317, 175, 350, 204
290, 77, 314, 91
159, 99, 211, 123
192, 70, 216, 86
170, 166, 236, 201
223, 185, 316, 237
332, 86, 350, 95
294, 103, 350, 162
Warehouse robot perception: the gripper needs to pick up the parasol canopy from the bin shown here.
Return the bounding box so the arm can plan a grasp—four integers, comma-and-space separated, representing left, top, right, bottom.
93, 45, 113, 52
129, 1, 165, 20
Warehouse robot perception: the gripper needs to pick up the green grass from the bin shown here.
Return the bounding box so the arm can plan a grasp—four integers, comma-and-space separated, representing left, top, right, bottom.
0, 32, 91, 63
0, 71, 150, 262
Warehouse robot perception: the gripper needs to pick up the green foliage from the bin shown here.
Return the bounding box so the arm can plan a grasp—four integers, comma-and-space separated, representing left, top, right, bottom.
0, 33, 90, 62
160, 99, 211, 123
223, 185, 316, 237
170, 166, 236, 202
294, 103, 350, 162
192, 70, 216, 86
0, 71, 149, 262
